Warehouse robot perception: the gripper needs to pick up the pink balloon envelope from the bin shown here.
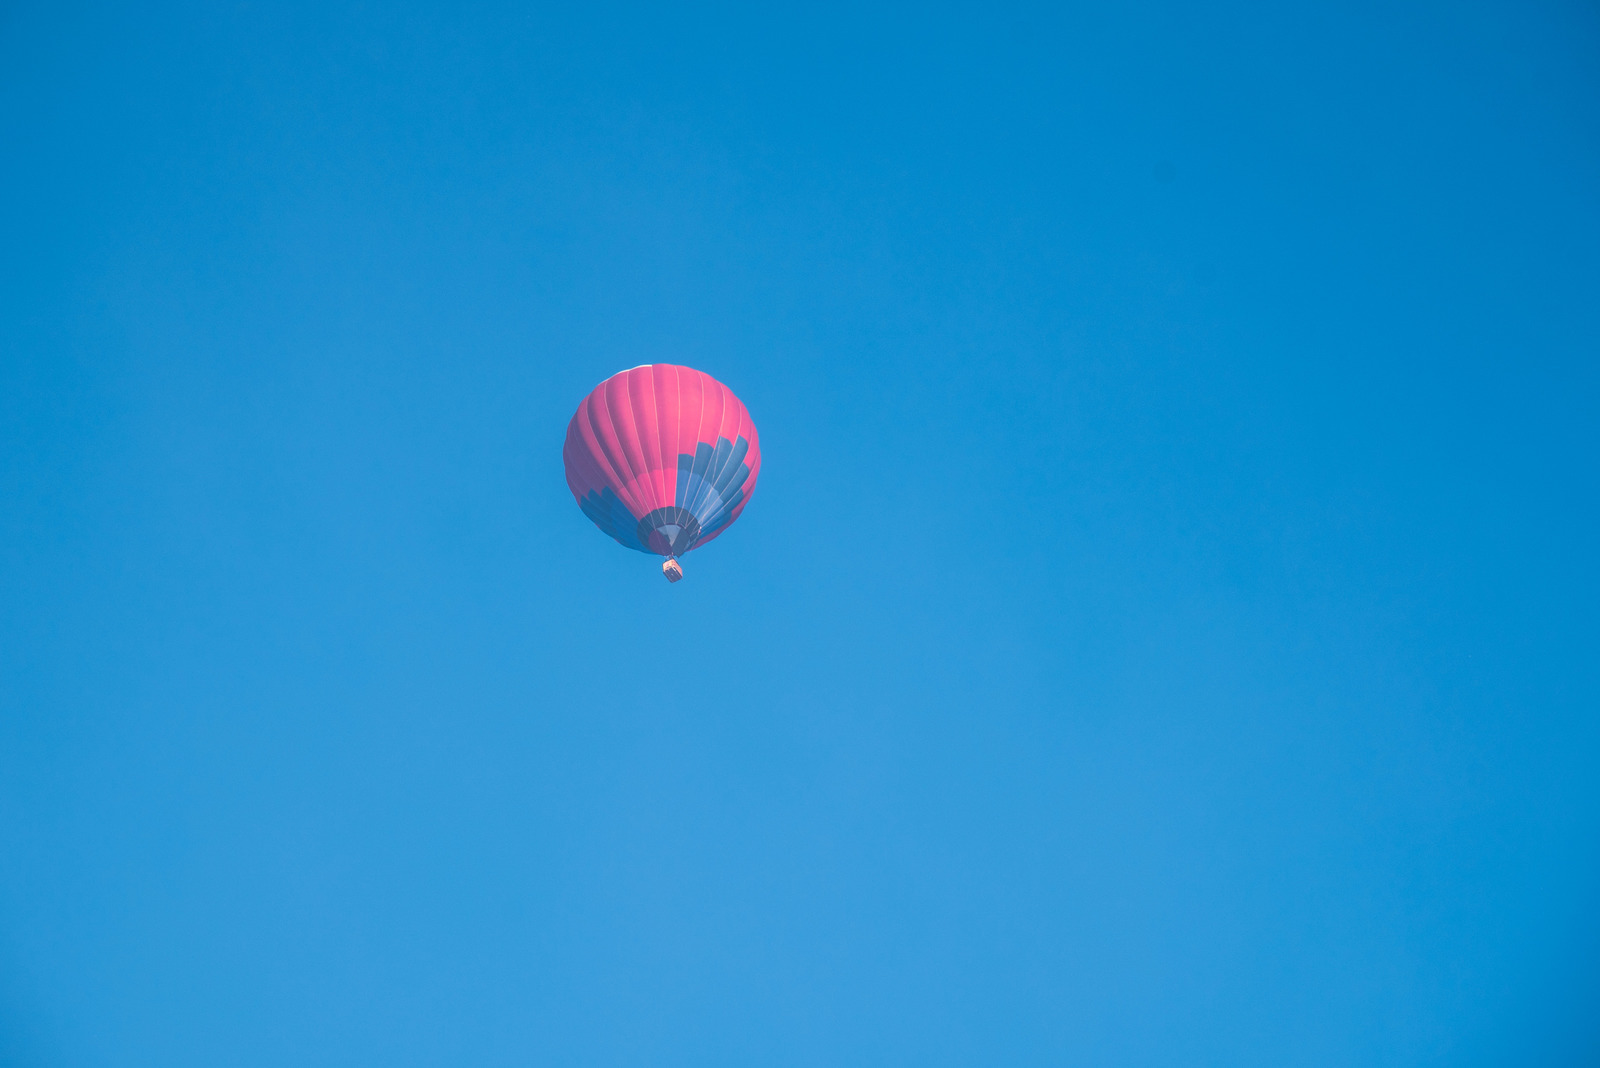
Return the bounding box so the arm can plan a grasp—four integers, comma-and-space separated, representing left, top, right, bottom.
562, 365, 761, 581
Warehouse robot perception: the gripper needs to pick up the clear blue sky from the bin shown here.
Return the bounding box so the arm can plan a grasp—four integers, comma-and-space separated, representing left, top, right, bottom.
2, 2, 1598, 1064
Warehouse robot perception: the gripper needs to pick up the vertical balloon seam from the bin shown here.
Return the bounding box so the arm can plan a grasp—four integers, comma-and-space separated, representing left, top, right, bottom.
603, 374, 651, 520
686, 372, 725, 521
640, 366, 674, 552
701, 434, 748, 536
585, 388, 640, 511
594, 374, 633, 514
736, 404, 761, 511
706, 380, 742, 534
563, 431, 623, 549
627, 369, 672, 549
643, 367, 672, 509
740, 420, 762, 512
671, 365, 695, 514
657, 365, 682, 516
561, 431, 600, 504
711, 405, 755, 539
637, 370, 669, 513
655, 364, 682, 530
567, 413, 613, 502
695, 391, 757, 550
573, 442, 635, 546
692, 371, 722, 536
713, 379, 745, 513
572, 399, 628, 513
629, 367, 667, 511
675, 367, 700, 511
682, 370, 714, 520
740, 401, 761, 509
566, 415, 645, 551
601, 370, 643, 511
733, 396, 760, 511
676, 366, 696, 519
713, 381, 742, 496
700, 431, 734, 530
682, 370, 707, 550
560, 416, 586, 493
581, 391, 643, 518
693, 383, 749, 547
622, 368, 653, 509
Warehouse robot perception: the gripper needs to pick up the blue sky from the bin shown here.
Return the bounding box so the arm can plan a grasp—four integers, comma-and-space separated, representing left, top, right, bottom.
2, 2, 1598, 1064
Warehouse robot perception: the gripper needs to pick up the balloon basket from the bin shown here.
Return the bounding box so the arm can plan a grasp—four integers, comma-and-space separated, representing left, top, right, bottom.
662, 558, 684, 583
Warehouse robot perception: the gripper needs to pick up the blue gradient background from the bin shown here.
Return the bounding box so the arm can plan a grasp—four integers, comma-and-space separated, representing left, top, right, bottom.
2, 2, 1598, 1064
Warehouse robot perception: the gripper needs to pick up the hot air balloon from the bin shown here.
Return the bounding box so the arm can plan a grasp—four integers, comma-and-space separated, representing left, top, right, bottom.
563, 365, 761, 582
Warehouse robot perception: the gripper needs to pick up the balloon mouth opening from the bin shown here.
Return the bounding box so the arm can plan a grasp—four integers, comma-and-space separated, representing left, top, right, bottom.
637, 506, 701, 557
663, 558, 684, 583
